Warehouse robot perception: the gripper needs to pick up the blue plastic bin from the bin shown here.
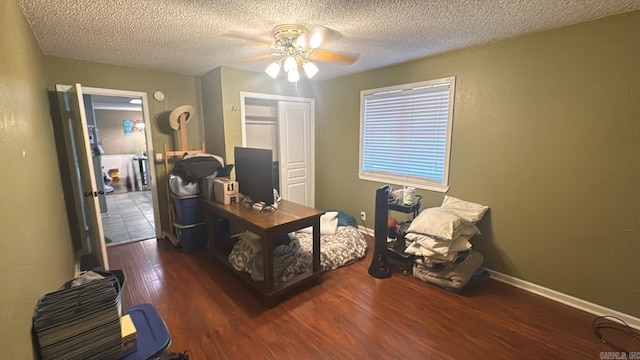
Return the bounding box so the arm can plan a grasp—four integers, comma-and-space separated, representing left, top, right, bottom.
171, 194, 204, 224
121, 303, 171, 360
174, 221, 207, 253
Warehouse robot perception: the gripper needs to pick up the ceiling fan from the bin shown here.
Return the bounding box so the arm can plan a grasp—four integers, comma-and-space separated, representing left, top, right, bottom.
233, 24, 359, 82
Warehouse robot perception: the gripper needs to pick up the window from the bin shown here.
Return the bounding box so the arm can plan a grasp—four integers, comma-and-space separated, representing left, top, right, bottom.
359, 77, 455, 192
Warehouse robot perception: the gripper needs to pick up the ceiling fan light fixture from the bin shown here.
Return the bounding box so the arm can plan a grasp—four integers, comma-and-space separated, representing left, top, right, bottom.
283, 56, 297, 72
239, 24, 358, 84
303, 61, 319, 79
265, 61, 281, 79
287, 68, 300, 83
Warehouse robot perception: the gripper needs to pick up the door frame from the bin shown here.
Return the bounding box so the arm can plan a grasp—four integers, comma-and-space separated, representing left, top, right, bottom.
240, 91, 315, 206
57, 85, 161, 240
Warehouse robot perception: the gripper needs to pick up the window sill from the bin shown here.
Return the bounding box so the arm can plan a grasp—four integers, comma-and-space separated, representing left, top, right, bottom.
358, 173, 449, 193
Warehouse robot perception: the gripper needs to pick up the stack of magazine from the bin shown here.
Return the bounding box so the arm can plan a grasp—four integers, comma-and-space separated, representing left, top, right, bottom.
32, 273, 123, 360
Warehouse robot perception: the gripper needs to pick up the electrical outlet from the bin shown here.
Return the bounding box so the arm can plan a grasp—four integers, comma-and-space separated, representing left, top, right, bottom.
360, 211, 366, 221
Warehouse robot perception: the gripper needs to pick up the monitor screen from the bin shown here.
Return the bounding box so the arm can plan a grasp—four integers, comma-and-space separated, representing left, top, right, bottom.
234, 147, 274, 206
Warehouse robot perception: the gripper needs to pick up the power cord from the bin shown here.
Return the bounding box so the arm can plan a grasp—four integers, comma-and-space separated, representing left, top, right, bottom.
592, 315, 640, 352
359, 218, 372, 237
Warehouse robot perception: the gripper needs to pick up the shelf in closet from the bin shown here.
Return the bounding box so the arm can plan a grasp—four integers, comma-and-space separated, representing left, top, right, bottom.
245, 118, 277, 125
245, 104, 277, 119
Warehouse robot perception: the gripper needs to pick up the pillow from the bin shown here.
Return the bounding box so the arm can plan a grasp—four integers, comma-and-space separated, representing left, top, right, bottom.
406, 207, 480, 241
441, 195, 489, 224
324, 209, 357, 226
405, 233, 473, 256
404, 240, 469, 261
298, 211, 339, 235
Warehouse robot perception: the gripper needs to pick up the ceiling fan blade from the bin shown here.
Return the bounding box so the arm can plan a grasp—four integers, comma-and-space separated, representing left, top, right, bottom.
307, 25, 343, 48
224, 31, 274, 47
236, 53, 280, 63
308, 49, 358, 64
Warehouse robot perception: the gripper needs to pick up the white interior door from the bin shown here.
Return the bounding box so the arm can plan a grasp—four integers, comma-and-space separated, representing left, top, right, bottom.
56, 84, 110, 270
278, 101, 313, 207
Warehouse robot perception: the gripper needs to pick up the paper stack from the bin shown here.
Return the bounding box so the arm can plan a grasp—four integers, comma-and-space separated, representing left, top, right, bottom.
32, 274, 123, 360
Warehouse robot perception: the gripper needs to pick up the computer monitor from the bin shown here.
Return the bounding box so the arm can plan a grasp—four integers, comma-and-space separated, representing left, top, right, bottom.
234, 147, 274, 206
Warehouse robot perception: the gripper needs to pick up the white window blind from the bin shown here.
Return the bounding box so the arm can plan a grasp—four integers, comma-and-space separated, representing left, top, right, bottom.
359, 77, 455, 191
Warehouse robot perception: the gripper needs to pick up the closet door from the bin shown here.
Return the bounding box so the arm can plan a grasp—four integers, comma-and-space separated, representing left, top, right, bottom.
278, 101, 313, 207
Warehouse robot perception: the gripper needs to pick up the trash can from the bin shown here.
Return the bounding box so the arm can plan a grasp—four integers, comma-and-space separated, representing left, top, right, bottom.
121, 303, 171, 360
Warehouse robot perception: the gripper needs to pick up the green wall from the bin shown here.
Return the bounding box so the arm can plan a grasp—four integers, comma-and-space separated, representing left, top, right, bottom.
201, 66, 319, 163
316, 11, 640, 317
95, 110, 146, 155
43, 56, 203, 232
201, 67, 226, 158
0, 1, 75, 356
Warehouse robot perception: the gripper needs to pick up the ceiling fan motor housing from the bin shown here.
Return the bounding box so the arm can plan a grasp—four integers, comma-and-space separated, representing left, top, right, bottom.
262, 24, 357, 81
272, 24, 311, 57
272, 24, 308, 45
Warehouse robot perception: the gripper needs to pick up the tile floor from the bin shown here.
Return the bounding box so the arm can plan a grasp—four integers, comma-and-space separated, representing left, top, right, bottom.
102, 191, 156, 245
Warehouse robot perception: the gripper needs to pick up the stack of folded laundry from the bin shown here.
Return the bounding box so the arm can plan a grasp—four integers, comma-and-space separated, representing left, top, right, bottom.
404, 195, 490, 293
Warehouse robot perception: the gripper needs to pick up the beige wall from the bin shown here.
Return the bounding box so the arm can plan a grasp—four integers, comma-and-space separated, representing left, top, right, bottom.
201, 67, 226, 158
317, 11, 640, 317
0, 2, 76, 356
201, 66, 319, 164
95, 109, 146, 155
44, 56, 202, 231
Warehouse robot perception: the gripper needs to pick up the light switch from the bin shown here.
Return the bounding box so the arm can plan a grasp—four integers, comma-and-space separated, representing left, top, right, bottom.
155, 153, 163, 162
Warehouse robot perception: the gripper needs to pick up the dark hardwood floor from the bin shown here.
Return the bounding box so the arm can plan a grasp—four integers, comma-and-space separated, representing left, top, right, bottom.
108, 236, 615, 359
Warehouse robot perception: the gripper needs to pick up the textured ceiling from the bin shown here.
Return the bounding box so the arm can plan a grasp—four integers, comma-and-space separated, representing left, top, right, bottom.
17, 0, 640, 81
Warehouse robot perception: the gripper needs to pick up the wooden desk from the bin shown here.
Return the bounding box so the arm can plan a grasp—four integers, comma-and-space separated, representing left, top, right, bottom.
202, 199, 324, 306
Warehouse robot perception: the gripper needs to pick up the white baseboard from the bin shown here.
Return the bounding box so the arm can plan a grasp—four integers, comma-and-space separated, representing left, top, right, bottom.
487, 269, 640, 330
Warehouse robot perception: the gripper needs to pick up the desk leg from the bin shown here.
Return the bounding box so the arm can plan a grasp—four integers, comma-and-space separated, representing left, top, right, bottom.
263, 235, 274, 294
205, 207, 228, 253
205, 207, 214, 252
312, 217, 321, 273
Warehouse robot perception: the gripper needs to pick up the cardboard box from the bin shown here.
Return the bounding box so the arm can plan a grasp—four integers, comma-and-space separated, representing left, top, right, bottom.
118, 314, 137, 358
214, 179, 238, 204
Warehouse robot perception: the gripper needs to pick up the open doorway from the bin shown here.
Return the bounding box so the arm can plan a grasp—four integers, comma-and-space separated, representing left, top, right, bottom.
83, 89, 160, 246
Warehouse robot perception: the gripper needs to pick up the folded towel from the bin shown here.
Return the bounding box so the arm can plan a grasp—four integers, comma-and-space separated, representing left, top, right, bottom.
423, 267, 490, 294
414, 251, 471, 269
413, 250, 484, 290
